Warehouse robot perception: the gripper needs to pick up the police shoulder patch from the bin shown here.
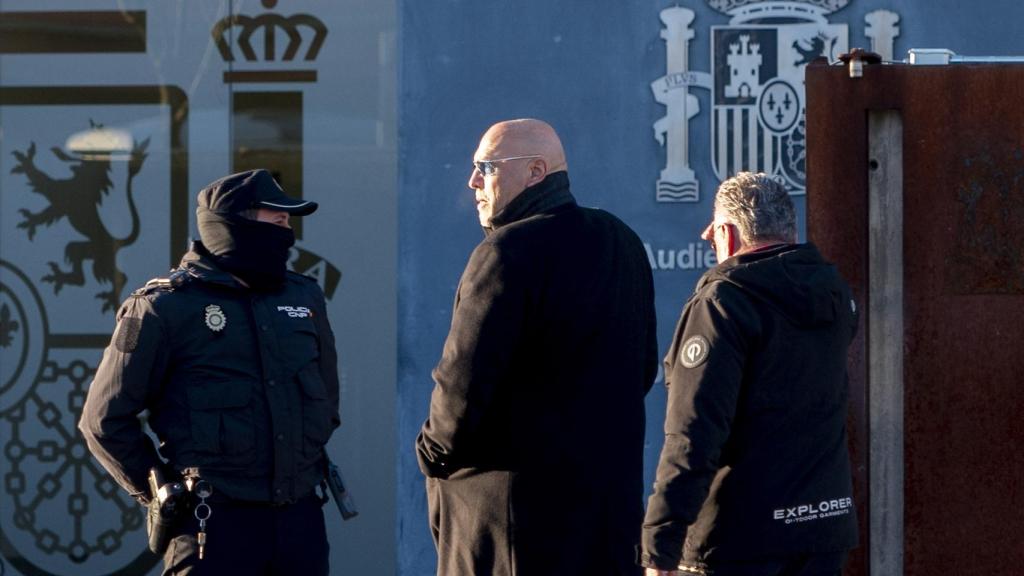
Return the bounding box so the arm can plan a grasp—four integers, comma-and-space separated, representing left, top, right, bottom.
679, 335, 710, 369
114, 317, 142, 353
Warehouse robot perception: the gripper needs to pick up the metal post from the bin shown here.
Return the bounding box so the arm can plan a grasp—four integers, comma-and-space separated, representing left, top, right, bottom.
867, 109, 904, 576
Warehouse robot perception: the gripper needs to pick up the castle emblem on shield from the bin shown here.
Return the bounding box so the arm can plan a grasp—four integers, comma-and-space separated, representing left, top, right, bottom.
652, 0, 901, 201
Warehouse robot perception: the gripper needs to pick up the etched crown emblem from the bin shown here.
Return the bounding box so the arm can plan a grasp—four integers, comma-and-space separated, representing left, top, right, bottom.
708, 0, 850, 16
211, 0, 328, 73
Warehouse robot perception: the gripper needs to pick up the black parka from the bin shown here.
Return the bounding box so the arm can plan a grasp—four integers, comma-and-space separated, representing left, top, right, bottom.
416, 172, 658, 576
640, 243, 859, 571
79, 244, 339, 505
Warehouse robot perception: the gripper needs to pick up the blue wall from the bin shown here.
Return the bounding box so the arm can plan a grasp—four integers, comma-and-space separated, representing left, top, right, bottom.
396, 1, 1024, 573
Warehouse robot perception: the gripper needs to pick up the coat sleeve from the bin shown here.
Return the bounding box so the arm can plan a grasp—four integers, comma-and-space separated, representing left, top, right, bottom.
415, 240, 524, 478
643, 260, 659, 394
78, 295, 170, 503
639, 288, 752, 569
309, 282, 341, 431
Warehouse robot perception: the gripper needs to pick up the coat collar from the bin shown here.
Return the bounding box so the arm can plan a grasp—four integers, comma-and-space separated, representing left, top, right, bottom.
486, 171, 576, 233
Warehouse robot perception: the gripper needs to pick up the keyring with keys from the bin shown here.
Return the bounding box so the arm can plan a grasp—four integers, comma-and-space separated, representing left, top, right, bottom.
191, 479, 213, 560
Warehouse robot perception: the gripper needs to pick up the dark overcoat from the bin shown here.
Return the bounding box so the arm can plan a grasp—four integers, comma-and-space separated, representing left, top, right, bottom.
416, 172, 658, 576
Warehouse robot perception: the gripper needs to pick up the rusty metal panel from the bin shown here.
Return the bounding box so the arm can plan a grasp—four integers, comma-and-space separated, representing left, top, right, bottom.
806, 60, 871, 576
807, 62, 1024, 576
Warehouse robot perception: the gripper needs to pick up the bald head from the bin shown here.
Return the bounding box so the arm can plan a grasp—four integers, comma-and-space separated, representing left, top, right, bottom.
469, 119, 569, 227
479, 119, 567, 174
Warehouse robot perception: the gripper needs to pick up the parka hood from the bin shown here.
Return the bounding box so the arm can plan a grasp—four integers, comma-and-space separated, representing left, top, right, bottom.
704, 243, 851, 328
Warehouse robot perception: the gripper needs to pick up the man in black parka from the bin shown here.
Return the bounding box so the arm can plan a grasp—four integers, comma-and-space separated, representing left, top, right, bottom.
416, 119, 658, 576
639, 173, 859, 576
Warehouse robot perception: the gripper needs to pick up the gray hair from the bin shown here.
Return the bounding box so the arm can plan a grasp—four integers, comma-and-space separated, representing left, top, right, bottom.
714, 172, 797, 245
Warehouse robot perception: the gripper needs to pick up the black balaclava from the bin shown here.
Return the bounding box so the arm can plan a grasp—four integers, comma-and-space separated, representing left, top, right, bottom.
197, 207, 294, 291
193, 169, 315, 292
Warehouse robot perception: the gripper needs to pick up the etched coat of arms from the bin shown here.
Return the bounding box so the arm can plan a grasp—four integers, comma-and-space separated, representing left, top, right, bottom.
652, 0, 901, 201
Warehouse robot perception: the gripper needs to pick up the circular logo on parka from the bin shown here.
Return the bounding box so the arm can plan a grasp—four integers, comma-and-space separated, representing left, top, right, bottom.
679, 335, 710, 368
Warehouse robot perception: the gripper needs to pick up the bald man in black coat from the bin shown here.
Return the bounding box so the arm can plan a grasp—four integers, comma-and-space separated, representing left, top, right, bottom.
417, 119, 658, 576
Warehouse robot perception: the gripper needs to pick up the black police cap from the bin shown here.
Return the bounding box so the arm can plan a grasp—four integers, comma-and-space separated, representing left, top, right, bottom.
197, 169, 318, 216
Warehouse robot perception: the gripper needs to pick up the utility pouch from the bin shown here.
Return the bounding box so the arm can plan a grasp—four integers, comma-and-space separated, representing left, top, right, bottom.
325, 458, 358, 520
146, 467, 185, 554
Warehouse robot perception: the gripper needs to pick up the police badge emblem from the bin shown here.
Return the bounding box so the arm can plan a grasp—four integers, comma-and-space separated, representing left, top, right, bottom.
204, 304, 227, 332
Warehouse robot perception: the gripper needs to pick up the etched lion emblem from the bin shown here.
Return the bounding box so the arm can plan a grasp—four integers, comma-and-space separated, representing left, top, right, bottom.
10, 121, 150, 312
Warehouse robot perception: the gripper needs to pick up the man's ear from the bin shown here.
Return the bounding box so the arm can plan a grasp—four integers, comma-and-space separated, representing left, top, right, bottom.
527, 159, 548, 185
725, 223, 741, 257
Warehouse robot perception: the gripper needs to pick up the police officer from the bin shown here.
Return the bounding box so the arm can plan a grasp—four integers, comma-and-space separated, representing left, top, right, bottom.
639, 172, 859, 576
79, 169, 339, 575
